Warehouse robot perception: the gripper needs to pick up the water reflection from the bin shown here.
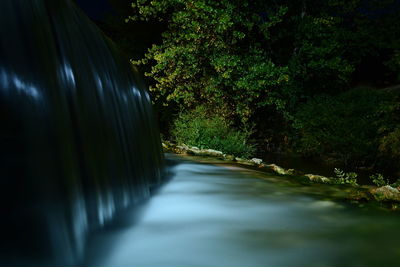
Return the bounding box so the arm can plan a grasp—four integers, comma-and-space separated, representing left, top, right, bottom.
0, 68, 42, 100
12, 75, 41, 100
59, 62, 76, 87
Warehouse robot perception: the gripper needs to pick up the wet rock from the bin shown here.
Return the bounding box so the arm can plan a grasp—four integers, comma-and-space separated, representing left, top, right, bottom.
370, 185, 400, 202
267, 164, 294, 175
304, 174, 332, 184
173, 145, 225, 158
162, 141, 177, 152
162, 142, 188, 154
235, 157, 255, 166
250, 158, 263, 165
176, 145, 188, 152
186, 146, 200, 155
202, 149, 224, 157
224, 154, 235, 161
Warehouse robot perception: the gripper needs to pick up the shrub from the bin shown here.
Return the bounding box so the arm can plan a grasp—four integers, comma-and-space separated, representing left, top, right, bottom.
369, 173, 400, 188
171, 106, 255, 158
374, 93, 400, 174
391, 179, 400, 188
333, 168, 358, 185
369, 173, 389, 187
379, 127, 400, 161
294, 88, 390, 167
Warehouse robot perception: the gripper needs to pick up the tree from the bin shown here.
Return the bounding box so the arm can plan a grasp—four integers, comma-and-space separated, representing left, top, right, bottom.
128, 0, 289, 124
125, 0, 400, 167
293, 88, 389, 166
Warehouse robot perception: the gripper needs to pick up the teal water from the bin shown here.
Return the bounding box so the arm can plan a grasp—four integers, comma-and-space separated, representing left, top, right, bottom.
84, 154, 400, 267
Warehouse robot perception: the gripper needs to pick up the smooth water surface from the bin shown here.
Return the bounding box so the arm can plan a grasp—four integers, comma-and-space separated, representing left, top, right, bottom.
84, 154, 400, 267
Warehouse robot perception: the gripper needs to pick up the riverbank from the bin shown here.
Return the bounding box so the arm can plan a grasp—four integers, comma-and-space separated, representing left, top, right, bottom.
84, 153, 400, 266
162, 141, 400, 211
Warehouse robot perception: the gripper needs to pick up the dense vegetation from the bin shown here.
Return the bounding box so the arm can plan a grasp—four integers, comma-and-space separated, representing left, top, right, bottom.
171, 105, 255, 157
99, 0, 400, 180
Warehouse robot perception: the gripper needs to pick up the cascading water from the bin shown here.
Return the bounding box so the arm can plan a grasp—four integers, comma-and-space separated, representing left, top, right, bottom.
0, 0, 164, 266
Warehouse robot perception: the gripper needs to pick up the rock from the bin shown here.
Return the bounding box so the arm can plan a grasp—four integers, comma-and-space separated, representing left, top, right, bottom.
250, 158, 263, 165
304, 174, 332, 184
162, 141, 179, 152
224, 154, 235, 161
186, 146, 200, 154
286, 169, 295, 175
234, 157, 255, 166
161, 142, 171, 151
176, 145, 187, 150
267, 164, 293, 175
203, 149, 224, 156
370, 185, 400, 202
171, 145, 225, 158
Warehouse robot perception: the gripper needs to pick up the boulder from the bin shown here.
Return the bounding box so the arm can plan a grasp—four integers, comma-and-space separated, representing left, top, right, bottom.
304, 174, 332, 184
235, 157, 255, 166
203, 149, 224, 157
370, 185, 400, 202
224, 154, 235, 161
250, 158, 263, 165
267, 164, 294, 175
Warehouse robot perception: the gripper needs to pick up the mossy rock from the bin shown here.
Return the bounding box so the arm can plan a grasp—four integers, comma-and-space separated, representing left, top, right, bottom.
370, 186, 400, 202
304, 174, 332, 184
267, 164, 294, 175
224, 154, 235, 161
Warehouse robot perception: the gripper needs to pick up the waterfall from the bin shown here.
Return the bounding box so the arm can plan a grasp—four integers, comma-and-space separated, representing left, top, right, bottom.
0, 0, 164, 266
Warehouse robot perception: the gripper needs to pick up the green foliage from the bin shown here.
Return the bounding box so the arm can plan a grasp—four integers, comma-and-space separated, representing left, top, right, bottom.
333, 168, 358, 185
171, 106, 255, 158
294, 89, 389, 166
379, 127, 400, 159
286, 10, 354, 96
369, 173, 400, 188
370, 173, 390, 187
378, 97, 400, 162
391, 179, 400, 188
128, 0, 289, 123
122, 0, 400, 175
385, 51, 400, 82
268, 0, 400, 101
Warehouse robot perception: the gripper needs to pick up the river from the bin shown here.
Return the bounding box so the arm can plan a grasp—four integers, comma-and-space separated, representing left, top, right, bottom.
83, 154, 400, 267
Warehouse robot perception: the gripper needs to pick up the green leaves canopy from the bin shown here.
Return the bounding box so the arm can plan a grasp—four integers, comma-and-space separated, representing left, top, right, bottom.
126, 0, 400, 170
128, 0, 289, 122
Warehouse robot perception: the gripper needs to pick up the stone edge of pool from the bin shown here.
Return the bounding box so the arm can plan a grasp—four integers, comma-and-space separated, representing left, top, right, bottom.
162, 141, 400, 211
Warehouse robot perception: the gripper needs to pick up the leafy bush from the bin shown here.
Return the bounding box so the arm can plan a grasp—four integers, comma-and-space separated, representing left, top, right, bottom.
391, 179, 400, 188
379, 127, 400, 159
294, 89, 390, 166
171, 106, 255, 158
333, 168, 358, 185
369, 173, 390, 187
369, 173, 400, 188
129, 0, 289, 124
